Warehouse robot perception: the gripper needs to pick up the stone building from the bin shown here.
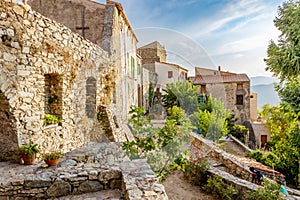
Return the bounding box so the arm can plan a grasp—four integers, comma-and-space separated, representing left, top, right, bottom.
138, 41, 167, 65
191, 67, 251, 125
28, 0, 142, 120
138, 41, 188, 108
0, 0, 134, 161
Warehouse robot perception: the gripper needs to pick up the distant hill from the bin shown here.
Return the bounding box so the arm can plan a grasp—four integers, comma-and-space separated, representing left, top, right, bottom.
250, 76, 281, 109
250, 76, 279, 86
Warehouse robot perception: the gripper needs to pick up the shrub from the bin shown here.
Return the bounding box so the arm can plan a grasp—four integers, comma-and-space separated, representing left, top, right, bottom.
202, 176, 238, 200
247, 150, 280, 168
247, 150, 264, 162
184, 150, 210, 185
244, 178, 284, 200
166, 106, 189, 125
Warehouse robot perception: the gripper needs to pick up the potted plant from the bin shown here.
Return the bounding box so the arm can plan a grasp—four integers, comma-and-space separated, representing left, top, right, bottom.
17, 143, 40, 165
42, 152, 64, 166
44, 114, 62, 126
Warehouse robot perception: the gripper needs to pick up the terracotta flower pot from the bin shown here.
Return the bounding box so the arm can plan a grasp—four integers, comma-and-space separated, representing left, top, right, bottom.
20, 154, 35, 165
44, 159, 60, 166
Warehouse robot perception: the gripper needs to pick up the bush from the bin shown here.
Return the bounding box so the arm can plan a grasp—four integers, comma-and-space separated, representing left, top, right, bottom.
166, 106, 189, 125
202, 176, 238, 200
244, 178, 284, 200
184, 150, 210, 185
247, 150, 264, 162
247, 150, 280, 168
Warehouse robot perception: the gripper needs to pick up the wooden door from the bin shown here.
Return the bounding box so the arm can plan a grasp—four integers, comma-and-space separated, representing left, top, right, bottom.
261, 135, 267, 148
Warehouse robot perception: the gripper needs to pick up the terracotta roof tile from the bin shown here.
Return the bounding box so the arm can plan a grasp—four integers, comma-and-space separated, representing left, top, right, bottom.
193, 74, 250, 84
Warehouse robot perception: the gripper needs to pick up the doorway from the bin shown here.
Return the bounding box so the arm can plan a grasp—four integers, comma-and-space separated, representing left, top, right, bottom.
261, 135, 267, 148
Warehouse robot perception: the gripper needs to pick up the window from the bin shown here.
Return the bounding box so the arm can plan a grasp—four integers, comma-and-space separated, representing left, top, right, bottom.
137, 63, 141, 75
236, 95, 244, 105
237, 83, 243, 90
131, 56, 135, 78
86, 77, 96, 118
44, 73, 62, 125
199, 96, 206, 104
168, 71, 173, 78
201, 85, 206, 93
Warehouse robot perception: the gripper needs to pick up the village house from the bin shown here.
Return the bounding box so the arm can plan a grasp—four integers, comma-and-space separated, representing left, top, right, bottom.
190, 66, 250, 125
0, 0, 139, 161
138, 41, 188, 92
28, 0, 142, 120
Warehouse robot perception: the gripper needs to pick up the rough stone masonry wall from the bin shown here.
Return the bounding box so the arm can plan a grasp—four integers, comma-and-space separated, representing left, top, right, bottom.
0, 0, 116, 160
191, 133, 286, 184
28, 0, 106, 46
0, 142, 168, 199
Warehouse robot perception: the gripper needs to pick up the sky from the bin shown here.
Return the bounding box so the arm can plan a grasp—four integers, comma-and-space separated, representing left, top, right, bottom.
19, 0, 286, 77
96, 0, 285, 77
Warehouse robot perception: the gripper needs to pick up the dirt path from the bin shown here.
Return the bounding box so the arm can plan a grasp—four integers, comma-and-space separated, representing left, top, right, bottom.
163, 170, 217, 200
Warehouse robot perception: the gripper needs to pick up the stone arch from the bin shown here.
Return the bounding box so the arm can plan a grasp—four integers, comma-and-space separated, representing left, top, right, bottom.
0, 91, 18, 160
86, 77, 97, 118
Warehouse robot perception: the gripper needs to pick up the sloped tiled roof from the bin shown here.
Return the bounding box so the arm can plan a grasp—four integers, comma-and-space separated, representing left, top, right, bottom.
193, 74, 250, 84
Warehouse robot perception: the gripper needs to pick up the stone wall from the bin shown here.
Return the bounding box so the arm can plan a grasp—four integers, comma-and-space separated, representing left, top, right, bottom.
191, 133, 285, 183
28, 0, 106, 45
138, 41, 167, 65
0, 142, 168, 199
206, 81, 250, 125
0, 0, 117, 160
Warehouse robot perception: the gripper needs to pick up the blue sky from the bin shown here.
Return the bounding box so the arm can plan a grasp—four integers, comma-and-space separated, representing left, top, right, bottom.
102, 0, 285, 77
19, 0, 286, 77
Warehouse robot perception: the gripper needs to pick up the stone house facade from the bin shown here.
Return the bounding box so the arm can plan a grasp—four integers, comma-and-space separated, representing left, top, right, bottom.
138, 41, 188, 110
191, 67, 251, 125
0, 0, 126, 160
28, 0, 141, 120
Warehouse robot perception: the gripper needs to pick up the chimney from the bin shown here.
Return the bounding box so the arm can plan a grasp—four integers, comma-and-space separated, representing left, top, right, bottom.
218, 66, 221, 71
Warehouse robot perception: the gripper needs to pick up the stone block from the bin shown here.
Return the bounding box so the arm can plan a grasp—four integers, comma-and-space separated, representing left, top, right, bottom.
78, 180, 103, 193
46, 179, 71, 197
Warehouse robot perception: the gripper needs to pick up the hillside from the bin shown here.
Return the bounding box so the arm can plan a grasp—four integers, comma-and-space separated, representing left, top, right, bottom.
250, 76, 281, 109
251, 84, 281, 109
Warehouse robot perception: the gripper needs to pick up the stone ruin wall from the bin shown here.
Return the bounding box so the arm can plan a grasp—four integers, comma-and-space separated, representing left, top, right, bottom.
0, 0, 117, 160
28, 0, 106, 46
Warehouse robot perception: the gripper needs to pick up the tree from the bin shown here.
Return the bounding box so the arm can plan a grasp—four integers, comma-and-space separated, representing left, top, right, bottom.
191, 98, 229, 141
260, 104, 298, 142
206, 98, 230, 141
162, 81, 199, 115
191, 110, 211, 137
265, 1, 300, 80
123, 106, 193, 181
275, 78, 300, 114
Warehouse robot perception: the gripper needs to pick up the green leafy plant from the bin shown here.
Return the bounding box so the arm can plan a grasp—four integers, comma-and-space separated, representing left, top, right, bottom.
123, 106, 193, 182
44, 114, 62, 126
17, 143, 40, 157
41, 152, 64, 160
166, 106, 190, 125
244, 178, 284, 200
202, 176, 238, 200
162, 81, 199, 115
184, 150, 210, 185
